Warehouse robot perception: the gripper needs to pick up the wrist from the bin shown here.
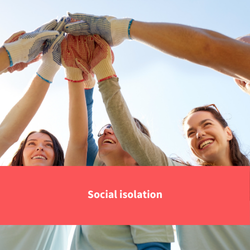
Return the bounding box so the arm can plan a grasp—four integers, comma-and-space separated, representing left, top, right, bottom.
0, 47, 11, 71
37, 61, 60, 83
93, 59, 116, 82
65, 67, 84, 82
111, 18, 133, 46
4, 41, 27, 65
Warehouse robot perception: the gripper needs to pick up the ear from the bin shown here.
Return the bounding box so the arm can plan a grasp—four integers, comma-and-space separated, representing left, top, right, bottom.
225, 126, 233, 141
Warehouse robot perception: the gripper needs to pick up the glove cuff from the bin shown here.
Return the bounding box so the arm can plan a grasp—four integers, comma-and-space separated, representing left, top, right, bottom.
111, 18, 133, 46
37, 61, 60, 83
65, 67, 84, 82
4, 42, 27, 65
93, 59, 116, 82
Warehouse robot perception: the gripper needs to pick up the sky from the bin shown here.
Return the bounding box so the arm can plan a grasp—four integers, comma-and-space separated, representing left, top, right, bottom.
0, 0, 250, 249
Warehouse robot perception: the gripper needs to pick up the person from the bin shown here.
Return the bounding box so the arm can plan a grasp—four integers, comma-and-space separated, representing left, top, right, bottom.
0, 18, 88, 250
71, 32, 250, 249
65, 13, 250, 95
62, 34, 174, 250
0, 19, 60, 157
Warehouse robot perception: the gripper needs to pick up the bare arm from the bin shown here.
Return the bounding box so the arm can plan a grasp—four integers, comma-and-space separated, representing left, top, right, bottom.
0, 47, 10, 73
0, 75, 50, 157
130, 21, 250, 81
66, 14, 250, 82
64, 81, 88, 166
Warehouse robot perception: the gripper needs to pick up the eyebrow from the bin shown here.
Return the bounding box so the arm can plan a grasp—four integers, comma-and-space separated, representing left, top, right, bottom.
187, 119, 213, 135
27, 139, 53, 143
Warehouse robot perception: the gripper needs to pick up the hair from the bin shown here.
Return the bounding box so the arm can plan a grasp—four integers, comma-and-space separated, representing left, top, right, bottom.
133, 117, 151, 139
182, 105, 250, 166
9, 129, 64, 166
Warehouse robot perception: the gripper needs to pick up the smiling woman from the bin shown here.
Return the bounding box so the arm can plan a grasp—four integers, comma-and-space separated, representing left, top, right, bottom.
9, 129, 64, 166
182, 104, 250, 166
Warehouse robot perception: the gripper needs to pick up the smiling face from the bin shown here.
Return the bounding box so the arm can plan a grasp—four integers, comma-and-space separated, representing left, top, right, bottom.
97, 126, 135, 165
184, 111, 233, 165
22, 132, 55, 166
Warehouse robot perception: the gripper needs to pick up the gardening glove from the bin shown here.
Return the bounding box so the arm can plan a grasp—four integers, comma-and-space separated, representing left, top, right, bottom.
4, 19, 58, 66
36, 32, 65, 83
88, 34, 116, 82
65, 13, 133, 47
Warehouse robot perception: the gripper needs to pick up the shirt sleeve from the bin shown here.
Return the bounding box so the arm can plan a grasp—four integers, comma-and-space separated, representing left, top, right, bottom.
85, 88, 98, 166
98, 77, 180, 166
136, 242, 171, 250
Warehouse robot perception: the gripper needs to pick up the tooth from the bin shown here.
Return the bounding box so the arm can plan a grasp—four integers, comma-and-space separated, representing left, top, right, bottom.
200, 140, 213, 149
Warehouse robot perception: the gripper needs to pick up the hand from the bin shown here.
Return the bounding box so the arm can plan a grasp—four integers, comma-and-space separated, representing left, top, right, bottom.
0, 31, 41, 74
89, 34, 116, 82
4, 19, 59, 66
61, 34, 96, 88
36, 32, 65, 83
65, 13, 133, 47
233, 35, 250, 95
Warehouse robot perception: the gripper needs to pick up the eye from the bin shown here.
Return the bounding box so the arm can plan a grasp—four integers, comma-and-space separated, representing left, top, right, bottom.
188, 131, 195, 137
204, 122, 212, 127
46, 143, 53, 148
27, 142, 35, 146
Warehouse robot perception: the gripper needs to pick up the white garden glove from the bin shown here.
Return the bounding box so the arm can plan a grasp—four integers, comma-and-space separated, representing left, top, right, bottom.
4, 19, 59, 66
36, 32, 65, 83
65, 13, 134, 47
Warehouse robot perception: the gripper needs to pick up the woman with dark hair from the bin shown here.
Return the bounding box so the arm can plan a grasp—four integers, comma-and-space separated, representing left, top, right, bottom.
182, 105, 250, 166
9, 129, 64, 166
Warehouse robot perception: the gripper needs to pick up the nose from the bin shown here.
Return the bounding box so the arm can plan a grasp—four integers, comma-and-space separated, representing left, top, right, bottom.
36, 145, 44, 151
196, 128, 206, 139
104, 127, 114, 135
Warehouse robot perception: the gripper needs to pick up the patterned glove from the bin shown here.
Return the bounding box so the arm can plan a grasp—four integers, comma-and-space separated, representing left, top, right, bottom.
61, 33, 96, 88
4, 19, 59, 66
0, 31, 42, 74
89, 34, 116, 82
65, 13, 133, 47
36, 32, 65, 83
233, 35, 250, 95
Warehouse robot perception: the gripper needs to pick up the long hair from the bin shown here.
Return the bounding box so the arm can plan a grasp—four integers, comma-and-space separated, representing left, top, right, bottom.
9, 129, 64, 166
182, 105, 250, 166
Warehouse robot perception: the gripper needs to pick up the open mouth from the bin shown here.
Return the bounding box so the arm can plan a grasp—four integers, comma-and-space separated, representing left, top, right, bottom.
103, 139, 115, 144
199, 139, 214, 149
32, 155, 47, 160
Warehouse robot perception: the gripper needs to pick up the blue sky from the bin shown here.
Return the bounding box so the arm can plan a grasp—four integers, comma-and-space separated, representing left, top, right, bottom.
1, 1, 250, 249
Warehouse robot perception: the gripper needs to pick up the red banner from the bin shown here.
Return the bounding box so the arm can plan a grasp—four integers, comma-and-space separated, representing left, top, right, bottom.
0, 166, 249, 224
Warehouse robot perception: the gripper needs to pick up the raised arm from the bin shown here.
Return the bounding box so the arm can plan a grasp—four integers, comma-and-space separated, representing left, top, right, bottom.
66, 14, 250, 84
89, 35, 175, 166
0, 30, 64, 157
0, 47, 10, 72
64, 81, 88, 166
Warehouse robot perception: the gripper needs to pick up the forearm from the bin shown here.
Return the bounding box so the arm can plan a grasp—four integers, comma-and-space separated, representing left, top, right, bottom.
65, 81, 88, 166
98, 77, 174, 166
130, 21, 250, 81
85, 88, 98, 166
0, 47, 10, 72
0, 75, 49, 157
